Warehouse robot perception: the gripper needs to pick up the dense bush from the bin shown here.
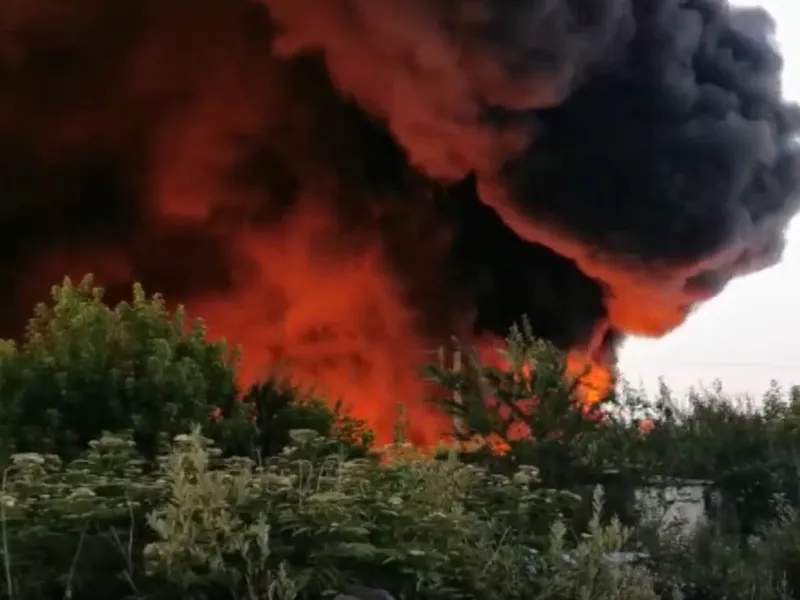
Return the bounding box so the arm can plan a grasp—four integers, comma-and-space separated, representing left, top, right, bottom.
639, 503, 800, 600
0, 276, 239, 462
0, 276, 372, 465
611, 380, 800, 536
0, 427, 662, 600
1, 276, 800, 600
222, 379, 374, 461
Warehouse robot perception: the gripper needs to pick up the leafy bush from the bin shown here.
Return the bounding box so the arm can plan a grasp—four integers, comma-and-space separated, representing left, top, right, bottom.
0, 427, 658, 600
532, 488, 657, 600
147, 429, 551, 599
614, 379, 800, 536
219, 377, 374, 461
0, 276, 239, 462
0, 276, 374, 467
0, 433, 162, 600
641, 510, 800, 600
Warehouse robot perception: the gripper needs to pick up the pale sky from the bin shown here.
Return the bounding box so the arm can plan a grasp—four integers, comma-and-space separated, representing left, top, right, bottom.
618, 0, 800, 396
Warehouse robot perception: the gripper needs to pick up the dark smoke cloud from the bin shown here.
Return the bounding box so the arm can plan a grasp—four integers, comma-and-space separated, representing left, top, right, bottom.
263, 0, 800, 344
0, 0, 797, 372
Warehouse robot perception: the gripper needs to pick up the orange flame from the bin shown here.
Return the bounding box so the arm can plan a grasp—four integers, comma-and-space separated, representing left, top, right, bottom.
565, 351, 614, 408
188, 204, 454, 447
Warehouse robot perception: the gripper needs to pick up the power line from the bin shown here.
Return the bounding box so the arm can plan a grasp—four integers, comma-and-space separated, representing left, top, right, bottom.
624, 360, 800, 370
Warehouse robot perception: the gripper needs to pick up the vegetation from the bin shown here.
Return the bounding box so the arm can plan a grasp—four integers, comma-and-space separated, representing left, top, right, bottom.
1, 275, 800, 599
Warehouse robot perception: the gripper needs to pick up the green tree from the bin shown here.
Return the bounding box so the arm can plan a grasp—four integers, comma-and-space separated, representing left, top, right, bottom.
426, 321, 632, 528
0, 275, 239, 462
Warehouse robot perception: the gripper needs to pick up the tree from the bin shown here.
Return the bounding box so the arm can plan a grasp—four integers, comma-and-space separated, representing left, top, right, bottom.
0, 275, 239, 462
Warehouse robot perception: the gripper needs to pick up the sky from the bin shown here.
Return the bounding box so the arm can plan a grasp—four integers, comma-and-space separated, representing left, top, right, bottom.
617, 0, 800, 397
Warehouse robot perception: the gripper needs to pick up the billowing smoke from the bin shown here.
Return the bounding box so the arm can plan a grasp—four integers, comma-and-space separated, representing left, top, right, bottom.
1, 0, 798, 443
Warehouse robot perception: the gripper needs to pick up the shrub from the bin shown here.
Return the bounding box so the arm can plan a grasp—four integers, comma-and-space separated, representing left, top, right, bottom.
532, 488, 658, 600
0, 432, 162, 600
218, 377, 374, 461
754, 502, 800, 598
641, 512, 800, 600
0, 426, 657, 600
615, 380, 800, 536
146, 430, 659, 600
144, 429, 302, 600
0, 276, 239, 462
147, 429, 522, 599
0, 276, 371, 467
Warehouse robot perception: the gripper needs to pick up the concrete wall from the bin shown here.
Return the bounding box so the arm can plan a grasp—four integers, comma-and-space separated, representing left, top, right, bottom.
635, 480, 710, 537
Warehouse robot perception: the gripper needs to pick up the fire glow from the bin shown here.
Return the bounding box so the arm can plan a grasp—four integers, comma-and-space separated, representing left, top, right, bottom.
0, 0, 798, 447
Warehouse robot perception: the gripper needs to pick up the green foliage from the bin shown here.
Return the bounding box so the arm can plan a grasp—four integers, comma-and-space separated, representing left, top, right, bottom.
428, 324, 800, 539
145, 429, 302, 600
0, 275, 371, 467
427, 322, 649, 530
642, 502, 800, 600
0, 432, 162, 600
2, 278, 800, 600
218, 377, 374, 460
0, 427, 656, 600
427, 321, 614, 483
0, 276, 239, 462
614, 379, 800, 536
142, 429, 665, 600
147, 429, 529, 599
534, 488, 657, 600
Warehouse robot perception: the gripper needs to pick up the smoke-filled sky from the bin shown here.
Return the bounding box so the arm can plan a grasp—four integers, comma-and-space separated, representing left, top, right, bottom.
620, 0, 800, 396
2, 0, 799, 439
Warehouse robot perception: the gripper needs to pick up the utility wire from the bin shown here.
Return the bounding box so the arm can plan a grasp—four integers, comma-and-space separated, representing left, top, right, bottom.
625, 360, 800, 369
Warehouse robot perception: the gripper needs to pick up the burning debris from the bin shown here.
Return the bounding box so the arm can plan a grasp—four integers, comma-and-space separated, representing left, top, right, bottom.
0, 0, 797, 443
